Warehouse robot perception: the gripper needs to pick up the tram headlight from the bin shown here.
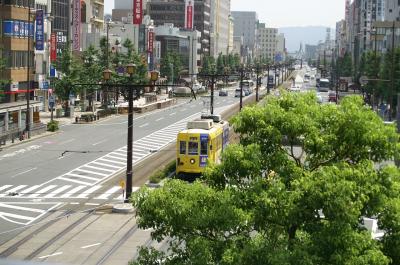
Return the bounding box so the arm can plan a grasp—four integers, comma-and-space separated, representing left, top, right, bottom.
190, 159, 196, 164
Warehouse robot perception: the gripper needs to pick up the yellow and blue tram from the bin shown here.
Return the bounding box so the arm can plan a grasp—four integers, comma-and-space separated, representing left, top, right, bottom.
176, 115, 229, 180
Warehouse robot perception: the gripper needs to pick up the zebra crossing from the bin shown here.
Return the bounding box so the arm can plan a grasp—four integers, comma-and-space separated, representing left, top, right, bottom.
48, 112, 201, 188
0, 184, 140, 201
0, 202, 62, 225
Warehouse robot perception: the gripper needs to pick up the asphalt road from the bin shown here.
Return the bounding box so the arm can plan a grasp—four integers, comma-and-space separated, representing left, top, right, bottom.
0, 89, 260, 242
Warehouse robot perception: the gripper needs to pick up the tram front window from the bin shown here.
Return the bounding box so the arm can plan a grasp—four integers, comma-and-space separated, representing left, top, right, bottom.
188, 142, 199, 155
180, 141, 186, 154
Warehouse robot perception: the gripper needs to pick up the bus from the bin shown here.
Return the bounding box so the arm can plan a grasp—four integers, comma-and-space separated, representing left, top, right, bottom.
318, 78, 330, 92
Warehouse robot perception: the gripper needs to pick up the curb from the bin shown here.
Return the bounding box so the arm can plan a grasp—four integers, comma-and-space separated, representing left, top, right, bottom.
0, 130, 60, 151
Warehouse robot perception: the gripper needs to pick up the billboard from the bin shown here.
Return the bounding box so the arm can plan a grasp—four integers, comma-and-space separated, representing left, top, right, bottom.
50, 33, 57, 62
35, 10, 44, 50
147, 29, 154, 70
72, 0, 81, 51
185, 0, 194, 30
133, 0, 143, 25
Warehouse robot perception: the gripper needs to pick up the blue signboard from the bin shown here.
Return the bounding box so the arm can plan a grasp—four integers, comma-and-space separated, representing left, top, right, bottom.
35, 10, 44, 50
3, 20, 33, 38
275, 53, 283, 63
3, 20, 13, 36
49, 64, 56, 77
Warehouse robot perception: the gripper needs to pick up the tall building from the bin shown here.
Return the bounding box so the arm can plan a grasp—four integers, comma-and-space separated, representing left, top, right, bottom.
385, 0, 400, 21
147, 0, 211, 57
210, 0, 231, 57
227, 14, 234, 54
0, 0, 43, 135
52, 0, 69, 55
276, 33, 286, 62
80, 0, 105, 50
231, 11, 258, 58
112, 0, 149, 22
257, 23, 278, 62
0, 0, 35, 102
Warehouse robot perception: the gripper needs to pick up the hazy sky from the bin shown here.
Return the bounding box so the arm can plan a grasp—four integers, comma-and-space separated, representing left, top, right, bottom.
105, 0, 345, 28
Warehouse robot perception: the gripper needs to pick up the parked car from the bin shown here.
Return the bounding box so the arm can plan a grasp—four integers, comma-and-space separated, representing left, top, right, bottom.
243, 88, 250, 96
219, 90, 228, 96
235, 88, 243, 97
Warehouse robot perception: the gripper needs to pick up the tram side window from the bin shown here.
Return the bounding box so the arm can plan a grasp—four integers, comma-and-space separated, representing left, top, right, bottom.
200, 139, 208, 155
188, 142, 198, 155
180, 141, 186, 154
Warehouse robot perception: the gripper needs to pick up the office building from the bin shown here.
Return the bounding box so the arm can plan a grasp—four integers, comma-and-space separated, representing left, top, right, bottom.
257, 23, 278, 62
80, 0, 105, 50
148, 0, 211, 57
210, 0, 231, 57
0, 0, 43, 135
231, 11, 258, 56
52, 0, 69, 55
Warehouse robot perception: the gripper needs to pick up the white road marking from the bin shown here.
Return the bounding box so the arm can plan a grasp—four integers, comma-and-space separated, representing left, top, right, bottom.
74, 169, 109, 177
90, 161, 122, 169
29, 185, 57, 198
105, 155, 126, 161
0, 185, 12, 192
81, 243, 101, 249
38, 252, 63, 259
10, 167, 37, 178
98, 158, 126, 165
139, 123, 149, 128
84, 203, 100, 206
58, 177, 93, 186
169, 112, 176, 116
60, 186, 87, 198
95, 186, 121, 200
0, 203, 45, 213
18, 185, 41, 197
155, 117, 164, 121
83, 165, 115, 173
76, 185, 102, 198
44, 185, 72, 198
0, 185, 27, 197
92, 139, 107, 146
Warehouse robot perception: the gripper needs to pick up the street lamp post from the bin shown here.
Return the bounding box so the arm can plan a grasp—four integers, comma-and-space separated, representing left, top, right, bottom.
26, 0, 32, 139
267, 64, 270, 94
255, 64, 260, 102
103, 65, 159, 202
239, 66, 244, 111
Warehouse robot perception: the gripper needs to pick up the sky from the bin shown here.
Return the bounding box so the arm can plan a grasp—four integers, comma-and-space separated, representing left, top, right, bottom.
104, 0, 345, 28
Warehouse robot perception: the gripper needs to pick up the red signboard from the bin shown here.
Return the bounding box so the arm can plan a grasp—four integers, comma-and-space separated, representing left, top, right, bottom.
147, 31, 154, 54
50, 33, 57, 62
133, 0, 143, 25
185, 0, 194, 30
186, 6, 193, 29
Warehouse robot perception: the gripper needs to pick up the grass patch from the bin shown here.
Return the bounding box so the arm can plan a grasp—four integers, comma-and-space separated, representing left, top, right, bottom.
149, 160, 176, 184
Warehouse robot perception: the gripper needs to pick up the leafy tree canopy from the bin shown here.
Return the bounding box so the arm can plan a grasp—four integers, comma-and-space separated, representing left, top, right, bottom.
131, 92, 400, 265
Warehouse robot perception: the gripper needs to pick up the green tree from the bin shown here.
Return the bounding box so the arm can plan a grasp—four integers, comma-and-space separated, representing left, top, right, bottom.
337, 52, 353, 78
216, 53, 225, 75
131, 92, 400, 265
80, 45, 102, 107
160, 52, 182, 83
53, 44, 82, 112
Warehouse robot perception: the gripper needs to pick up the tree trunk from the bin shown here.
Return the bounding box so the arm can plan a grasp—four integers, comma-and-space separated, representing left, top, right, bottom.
288, 225, 297, 250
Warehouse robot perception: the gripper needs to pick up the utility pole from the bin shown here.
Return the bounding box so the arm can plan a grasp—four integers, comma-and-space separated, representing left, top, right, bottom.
240, 67, 244, 110
210, 75, 215, 114
255, 64, 260, 102
267, 65, 270, 94
389, 21, 395, 121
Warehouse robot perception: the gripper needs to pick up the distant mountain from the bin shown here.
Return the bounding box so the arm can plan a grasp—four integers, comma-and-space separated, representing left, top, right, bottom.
278, 26, 333, 53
